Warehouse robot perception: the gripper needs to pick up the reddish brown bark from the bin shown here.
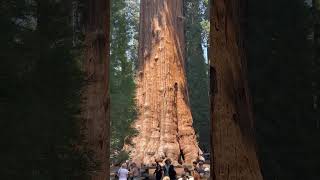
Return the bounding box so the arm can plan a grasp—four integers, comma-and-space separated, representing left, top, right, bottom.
82, 0, 110, 179
126, 0, 201, 165
209, 0, 263, 179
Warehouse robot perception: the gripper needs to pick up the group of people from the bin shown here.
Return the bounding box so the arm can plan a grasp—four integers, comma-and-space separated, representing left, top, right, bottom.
115, 158, 209, 180
154, 159, 209, 180
189, 161, 210, 180
154, 159, 176, 180
116, 161, 140, 180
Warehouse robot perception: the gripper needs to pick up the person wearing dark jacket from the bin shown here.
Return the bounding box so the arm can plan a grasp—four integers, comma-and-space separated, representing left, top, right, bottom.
163, 159, 176, 180
154, 160, 163, 180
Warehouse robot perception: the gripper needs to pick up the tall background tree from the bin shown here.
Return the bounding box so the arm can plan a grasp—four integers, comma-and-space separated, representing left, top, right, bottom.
185, 0, 210, 152
110, 0, 139, 163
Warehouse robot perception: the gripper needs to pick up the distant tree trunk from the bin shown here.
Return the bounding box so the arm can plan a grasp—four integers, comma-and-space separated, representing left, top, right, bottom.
209, 0, 263, 179
82, 0, 110, 179
128, 0, 201, 165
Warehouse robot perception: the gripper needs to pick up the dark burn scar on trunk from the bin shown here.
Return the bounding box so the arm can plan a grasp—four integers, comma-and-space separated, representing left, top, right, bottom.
210, 66, 218, 95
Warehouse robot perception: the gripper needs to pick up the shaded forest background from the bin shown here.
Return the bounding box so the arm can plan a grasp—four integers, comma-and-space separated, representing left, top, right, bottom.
1, 0, 90, 179
1, 0, 319, 180
248, 0, 320, 179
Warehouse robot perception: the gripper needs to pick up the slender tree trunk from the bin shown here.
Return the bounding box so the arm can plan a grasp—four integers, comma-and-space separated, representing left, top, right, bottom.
209, 0, 263, 179
82, 0, 110, 179
128, 0, 201, 165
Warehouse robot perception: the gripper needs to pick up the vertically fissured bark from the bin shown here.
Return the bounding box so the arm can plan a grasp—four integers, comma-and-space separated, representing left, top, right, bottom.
82, 0, 110, 179
209, 0, 263, 179
128, 0, 201, 165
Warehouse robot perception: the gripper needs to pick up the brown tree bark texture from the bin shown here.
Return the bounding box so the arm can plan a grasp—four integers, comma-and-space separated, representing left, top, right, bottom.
209, 0, 263, 179
127, 0, 201, 165
82, 0, 110, 179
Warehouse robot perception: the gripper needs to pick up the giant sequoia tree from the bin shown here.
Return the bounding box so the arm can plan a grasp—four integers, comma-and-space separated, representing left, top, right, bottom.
127, 0, 201, 165
210, 0, 263, 179
82, 0, 110, 179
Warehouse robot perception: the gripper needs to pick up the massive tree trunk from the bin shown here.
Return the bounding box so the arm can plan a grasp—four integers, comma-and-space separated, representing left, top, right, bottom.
127, 0, 201, 165
82, 0, 110, 179
209, 0, 263, 179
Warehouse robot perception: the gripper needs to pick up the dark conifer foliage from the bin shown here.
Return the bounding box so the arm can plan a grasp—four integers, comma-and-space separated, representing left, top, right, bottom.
110, 0, 138, 163
248, 1, 319, 179
185, 0, 210, 152
0, 0, 90, 179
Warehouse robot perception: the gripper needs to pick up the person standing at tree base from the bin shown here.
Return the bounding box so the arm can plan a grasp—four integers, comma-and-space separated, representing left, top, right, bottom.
154, 159, 163, 180
129, 162, 140, 180
163, 159, 177, 180
117, 163, 130, 180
